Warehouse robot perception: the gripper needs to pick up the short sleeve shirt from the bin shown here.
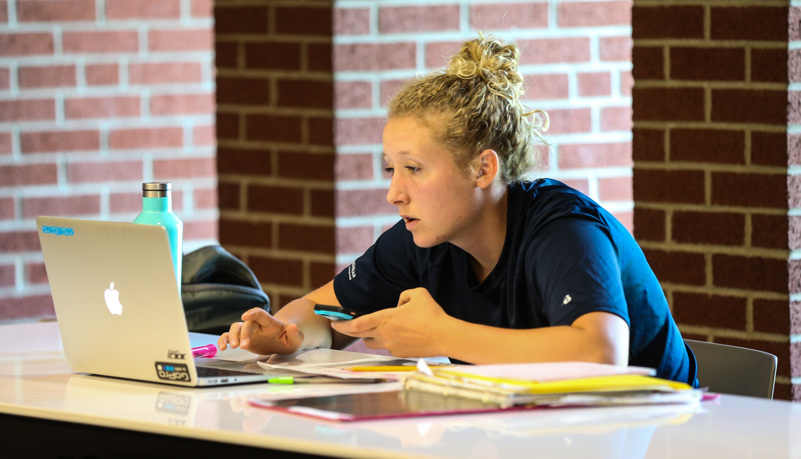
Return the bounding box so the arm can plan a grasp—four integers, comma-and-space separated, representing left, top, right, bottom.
333, 179, 696, 385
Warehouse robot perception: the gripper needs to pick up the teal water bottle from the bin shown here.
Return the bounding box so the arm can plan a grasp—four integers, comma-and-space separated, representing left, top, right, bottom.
133, 182, 183, 291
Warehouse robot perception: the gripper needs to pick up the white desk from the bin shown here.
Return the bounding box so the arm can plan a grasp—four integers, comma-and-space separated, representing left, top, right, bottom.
1, 321, 799, 458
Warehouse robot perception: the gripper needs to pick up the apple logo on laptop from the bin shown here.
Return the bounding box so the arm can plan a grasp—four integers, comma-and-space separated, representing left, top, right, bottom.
104, 282, 123, 315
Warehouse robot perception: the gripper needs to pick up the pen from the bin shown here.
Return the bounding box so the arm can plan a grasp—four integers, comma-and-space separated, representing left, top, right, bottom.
267, 376, 385, 384
192, 344, 217, 358
345, 366, 420, 372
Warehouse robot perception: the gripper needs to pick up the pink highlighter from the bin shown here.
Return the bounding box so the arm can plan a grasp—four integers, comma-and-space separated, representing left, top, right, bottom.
192, 344, 217, 359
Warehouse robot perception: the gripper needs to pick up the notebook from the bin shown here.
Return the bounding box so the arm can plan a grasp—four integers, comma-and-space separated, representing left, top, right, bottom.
36, 216, 293, 387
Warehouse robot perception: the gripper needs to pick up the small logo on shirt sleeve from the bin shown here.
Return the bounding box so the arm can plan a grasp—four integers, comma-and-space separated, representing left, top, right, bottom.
348, 262, 357, 280
562, 294, 572, 305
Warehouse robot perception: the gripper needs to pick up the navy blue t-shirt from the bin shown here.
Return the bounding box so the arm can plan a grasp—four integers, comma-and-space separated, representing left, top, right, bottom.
333, 179, 697, 385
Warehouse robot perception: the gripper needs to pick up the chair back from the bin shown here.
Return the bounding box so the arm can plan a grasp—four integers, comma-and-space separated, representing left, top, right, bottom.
685, 339, 777, 399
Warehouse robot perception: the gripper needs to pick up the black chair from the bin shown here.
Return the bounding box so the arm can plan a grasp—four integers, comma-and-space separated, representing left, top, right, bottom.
685, 339, 777, 399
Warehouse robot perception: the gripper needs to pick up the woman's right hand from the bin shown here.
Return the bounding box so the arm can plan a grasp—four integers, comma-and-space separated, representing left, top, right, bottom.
218, 308, 304, 356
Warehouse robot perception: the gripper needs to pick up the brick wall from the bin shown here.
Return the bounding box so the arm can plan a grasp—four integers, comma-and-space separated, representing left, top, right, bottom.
631, 0, 796, 400
333, 0, 635, 268
0, 0, 218, 321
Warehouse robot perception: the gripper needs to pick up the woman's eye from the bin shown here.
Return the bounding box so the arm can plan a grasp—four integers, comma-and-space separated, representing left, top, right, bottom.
406, 166, 420, 173
384, 167, 394, 175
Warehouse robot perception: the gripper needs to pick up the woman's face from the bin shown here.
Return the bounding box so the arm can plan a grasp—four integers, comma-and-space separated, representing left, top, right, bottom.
383, 116, 483, 248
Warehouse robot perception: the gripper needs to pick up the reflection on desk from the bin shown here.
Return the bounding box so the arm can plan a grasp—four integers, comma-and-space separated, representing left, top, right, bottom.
1, 321, 800, 459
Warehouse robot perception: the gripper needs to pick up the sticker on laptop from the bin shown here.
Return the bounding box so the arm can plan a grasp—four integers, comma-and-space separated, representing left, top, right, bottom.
42, 225, 74, 236
155, 362, 192, 383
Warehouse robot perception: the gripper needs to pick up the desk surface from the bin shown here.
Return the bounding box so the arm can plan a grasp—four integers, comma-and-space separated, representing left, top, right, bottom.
1, 321, 799, 459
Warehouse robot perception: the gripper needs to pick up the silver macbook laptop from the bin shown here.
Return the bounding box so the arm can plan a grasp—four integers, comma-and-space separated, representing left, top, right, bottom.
36, 216, 288, 387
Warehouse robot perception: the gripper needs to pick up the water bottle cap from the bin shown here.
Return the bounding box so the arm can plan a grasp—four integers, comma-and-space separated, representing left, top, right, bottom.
142, 182, 171, 198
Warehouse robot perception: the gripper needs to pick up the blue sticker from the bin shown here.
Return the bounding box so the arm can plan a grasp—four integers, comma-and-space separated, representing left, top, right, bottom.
42, 226, 74, 236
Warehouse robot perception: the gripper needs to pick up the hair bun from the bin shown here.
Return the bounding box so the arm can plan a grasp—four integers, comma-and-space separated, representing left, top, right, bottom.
446, 35, 524, 101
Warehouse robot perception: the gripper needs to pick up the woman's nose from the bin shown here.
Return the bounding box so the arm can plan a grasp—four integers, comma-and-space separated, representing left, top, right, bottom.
386, 176, 408, 206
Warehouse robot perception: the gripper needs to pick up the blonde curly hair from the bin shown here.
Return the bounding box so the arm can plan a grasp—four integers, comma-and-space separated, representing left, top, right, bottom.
388, 34, 549, 184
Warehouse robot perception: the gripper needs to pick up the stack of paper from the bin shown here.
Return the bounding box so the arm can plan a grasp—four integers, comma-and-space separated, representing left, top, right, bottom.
404, 361, 701, 408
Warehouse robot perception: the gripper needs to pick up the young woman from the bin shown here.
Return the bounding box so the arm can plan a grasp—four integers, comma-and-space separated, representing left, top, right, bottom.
218, 35, 697, 385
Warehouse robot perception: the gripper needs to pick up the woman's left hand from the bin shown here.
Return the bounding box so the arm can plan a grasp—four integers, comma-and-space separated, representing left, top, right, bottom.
330, 287, 450, 358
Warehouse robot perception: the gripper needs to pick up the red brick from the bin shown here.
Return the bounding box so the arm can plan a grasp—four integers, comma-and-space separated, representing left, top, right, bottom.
633, 168, 705, 204
67, 160, 143, 183
310, 189, 334, 218
751, 131, 786, 169
577, 72, 611, 97
215, 112, 238, 140
217, 182, 241, 211
335, 81, 372, 110
712, 89, 786, 125
216, 76, 270, 106
0, 264, 13, 287
792, 91, 801, 126
85, 63, 119, 86
107, 0, 180, 19
792, 216, 801, 251
215, 42, 237, 70
601, 106, 632, 132
711, 6, 788, 42
542, 108, 592, 135
335, 117, 385, 146
17, 0, 96, 22
424, 41, 462, 68
109, 127, 183, 150
672, 292, 747, 330
0, 132, 10, 155
248, 185, 304, 216
334, 7, 370, 35
18, 65, 76, 89
753, 48, 788, 84
754, 299, 791, 335
246, 114, 303, 143
154, 157, 216, 179
632, 128, 665, 162
792, 7, 801, 41
0, 2, 7, 23
149, 29, 213, 52
193, 187, 217, 210
65, 96, 140, 119
309, 116, 334, 147
277, 79, 333, 110
248, 256, 304, 288
0, 67, 8, 89
276, 6, 332, 36
22, 194, 101, 218
336, 153, 374, 181
632, 46, 664, 80
21, 129, 99, 153
380, 79, 408, 107
715, 254, 788, 293
711, 172, 787, 208
632, 5, 704, 40
278, 223, 334, 254
379, 5, 459, 34
558, 1, 630, 27
193, 124, 214, 147
470, 3, 548, 30
600, 36, 631, 62
524, 73, 569, 99
245, 42, 302, 71
217, 147, 272, 176
620, 70, 633, 97
337, 226, 375, 254
633, 87, 704, 122
151, 93, 214, 116
0, 197, 14, 220
214, 5, 268, 35
308, 43, 333, 72
0, 99, 55, 122
671, 128, 745, 164
598, 176, 632, 202
63, 31, 139, 54
129, 62, 203, 85
335, 43, 416, 72
218, 218, 272, 249
559, 142, 631, 169
671, 47, 745, 81
642, 249, 706, 285
0, 230, 41, 253
191, 0, 212, 18
184, 220, 217, 241
310, 260, 338, 289
632, 207, 665, 242
0, 163, 57, 186
791, 175, 801, 209
277, 151, 334, 181
337, 188, 394, 218
0, 295, 54, 321
518, 37, 591, 65
109, 192, 142, 214
0, 32, 54, 56
672, 211, 745, 246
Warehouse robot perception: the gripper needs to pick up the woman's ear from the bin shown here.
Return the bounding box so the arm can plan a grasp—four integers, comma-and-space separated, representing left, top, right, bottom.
474, 149, 499, 189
